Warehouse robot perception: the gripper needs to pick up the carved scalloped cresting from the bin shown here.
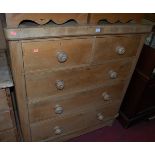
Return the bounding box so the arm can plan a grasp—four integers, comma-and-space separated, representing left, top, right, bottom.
98, 19, 135, 25
89, 14, 144, 24
6, 13, 88, 28
18, 19, 78, 28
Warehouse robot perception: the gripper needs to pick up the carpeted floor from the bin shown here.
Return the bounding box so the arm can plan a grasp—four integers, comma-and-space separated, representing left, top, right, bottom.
68, 119, 155, 142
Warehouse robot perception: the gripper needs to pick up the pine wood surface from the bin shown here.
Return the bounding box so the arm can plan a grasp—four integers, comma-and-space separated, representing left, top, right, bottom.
30, 102, 119, 141
28, 81, 125, 123
6, 15, 152, 141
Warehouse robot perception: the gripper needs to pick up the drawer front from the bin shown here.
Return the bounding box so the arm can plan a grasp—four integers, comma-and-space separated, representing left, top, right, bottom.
30, 102, 119, 141
93, 35, 141, 64
85, 102, 120, 128
0, 128, 17, 142
26, 59, 132, 101
28, 81, 125, 123
0, 111, 14, 131
0, 89, 9, 111
22, 38, 93, 72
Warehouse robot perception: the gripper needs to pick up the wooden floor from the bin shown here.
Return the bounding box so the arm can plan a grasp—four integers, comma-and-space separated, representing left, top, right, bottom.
68, 119, 155, 142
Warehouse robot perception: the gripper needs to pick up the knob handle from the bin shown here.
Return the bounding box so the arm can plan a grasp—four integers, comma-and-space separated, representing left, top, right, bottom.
102, 92, 111, 101
97, 113, 104, 121
109, 70, 117, 79
55, 80, 64, 90
54, 126, 62, 135
114, 113, 119, 118
116, 46, 125, 55
55, 104, 63, 114
57, 51, 68, 63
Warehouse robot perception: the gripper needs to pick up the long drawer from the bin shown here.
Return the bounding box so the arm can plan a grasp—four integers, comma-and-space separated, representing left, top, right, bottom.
30, 102, 119, 141
28, 81, 125, 123
22, 38, 93, 72
25, 59, 133, 101
93, 35, 141, 65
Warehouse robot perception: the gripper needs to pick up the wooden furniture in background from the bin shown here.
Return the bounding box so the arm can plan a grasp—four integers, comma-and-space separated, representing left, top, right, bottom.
0, 51, 19, 141
0, 15, 6, 49
5, 13, 145, 28
119, 42, 155, 127
4, 13, 151, 141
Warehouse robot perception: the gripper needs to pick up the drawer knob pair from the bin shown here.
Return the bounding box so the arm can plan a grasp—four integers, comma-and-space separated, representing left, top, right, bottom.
102, 92, 111, 101
97, 113, 104, 121
116, 46, 126, 55
109, 70, 117, 79
56, 80, 64, 90
54, 126, 63, 135
55, 104, 63, 114
57, 52, 68, 63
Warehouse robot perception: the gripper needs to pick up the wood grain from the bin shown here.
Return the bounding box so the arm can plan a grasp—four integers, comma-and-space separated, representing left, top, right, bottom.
5, 13, 88, 28
28, 81, 125, 123
4, 25, 152, 41
9, 41, 31, 141
89, 13, 144, 24
22, 38, 93, 72
44, 119, 114, 142
30, 102, 119, 141
25, 59, 133, 101
5, 18, 151, 141
92, 35, 141, 64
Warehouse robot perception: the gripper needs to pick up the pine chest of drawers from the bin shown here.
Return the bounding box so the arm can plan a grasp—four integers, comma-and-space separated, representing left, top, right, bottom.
4, 13, 152, 141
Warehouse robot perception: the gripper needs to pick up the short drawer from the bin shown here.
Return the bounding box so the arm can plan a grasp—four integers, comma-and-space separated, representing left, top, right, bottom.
22, 38, 93, 72
0, 89, 9, 111
0, 110, 14, 131
30, 102, 119, 141
25, 59, 133, 101
28, 81, 125, 123
93, 35, 141, 64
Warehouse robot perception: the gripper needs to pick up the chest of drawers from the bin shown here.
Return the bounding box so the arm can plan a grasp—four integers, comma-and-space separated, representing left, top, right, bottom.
4, 13, 152, 141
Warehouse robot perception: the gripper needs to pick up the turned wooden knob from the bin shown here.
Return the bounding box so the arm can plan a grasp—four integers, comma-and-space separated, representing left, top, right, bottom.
102, 92, 111, 101
57, 51, 68, 63
55, 80, 64, 90
114, 113, 119, 118
55, 104, 63, 114
116, 46, 125, 55
54, 126, 62, 135
109, 70, 117, 79
97, 113, 104, 121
